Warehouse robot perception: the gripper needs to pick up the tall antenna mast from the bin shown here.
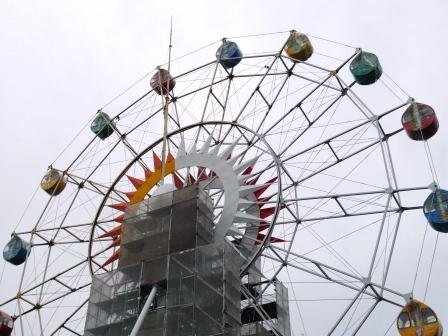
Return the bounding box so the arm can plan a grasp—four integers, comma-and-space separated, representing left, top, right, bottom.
160, 16, 173, 184
168, 16, 173, 73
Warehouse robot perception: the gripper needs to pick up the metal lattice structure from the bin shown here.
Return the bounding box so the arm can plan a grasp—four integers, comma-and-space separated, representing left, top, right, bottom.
1, 30, 444, 335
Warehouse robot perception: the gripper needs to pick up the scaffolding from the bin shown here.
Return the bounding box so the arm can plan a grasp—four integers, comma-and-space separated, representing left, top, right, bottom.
84, 185, 290, 336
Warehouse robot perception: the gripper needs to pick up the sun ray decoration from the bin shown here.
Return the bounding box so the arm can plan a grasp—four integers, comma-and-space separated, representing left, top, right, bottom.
99, 136, 286, 267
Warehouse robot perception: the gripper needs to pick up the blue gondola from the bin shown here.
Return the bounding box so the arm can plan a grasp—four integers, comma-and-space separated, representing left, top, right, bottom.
216, 40, 242, 69
3, 235, 31, 266
350, 51, 383, 85
423, 188, 448, 233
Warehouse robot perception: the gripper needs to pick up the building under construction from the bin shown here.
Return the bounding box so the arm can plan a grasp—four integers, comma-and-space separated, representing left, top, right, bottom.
84, 185, 291, 336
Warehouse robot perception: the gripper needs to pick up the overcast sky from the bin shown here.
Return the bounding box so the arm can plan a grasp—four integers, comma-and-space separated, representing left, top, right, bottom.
1, 0, 447, 335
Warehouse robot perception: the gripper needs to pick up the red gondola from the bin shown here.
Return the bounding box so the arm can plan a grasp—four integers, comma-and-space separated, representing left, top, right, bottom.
150, 68, 176, 95
401, 102, 439, 141
0, 311, 13, 336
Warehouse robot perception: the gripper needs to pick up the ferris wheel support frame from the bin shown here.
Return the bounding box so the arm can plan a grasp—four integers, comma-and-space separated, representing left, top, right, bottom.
2, 32, 439, 335
6, 117, 427, 335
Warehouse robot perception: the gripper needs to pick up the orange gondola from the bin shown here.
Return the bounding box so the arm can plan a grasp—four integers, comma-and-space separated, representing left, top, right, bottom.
397, 299, 442, 336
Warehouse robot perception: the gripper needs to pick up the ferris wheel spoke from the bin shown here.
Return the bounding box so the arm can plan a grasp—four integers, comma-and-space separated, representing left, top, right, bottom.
349, 300, 381, 336
259, 177, 428, 226
251, 75, 291, 137
241, 285, 283, 336
174, 75, 228, 102
15, 222, 101, 238
110, 129, 151, 172
1, 257, 90, 317
379, 211, 402, 296
118, 103, 163, 136
30, 185, 106, 251
32, 239, 108, 246
280, 186, 430, 206
326, 284, 371, 335
279, 96, 354, 159
166, 97, 181, 128
199, 62, 221, 122
279, 190, 409, 284
49, 298, 88, 335
366, 194, 393, 280
219, 42, 287, 143
246, 114, 374, 184
255, 103, 408, 193
262, 249, 366, 296
287, 136, 382, 186
272, 245, 405, 302
326, 291, 395, 336
288, 68, 342, 92
64, 171, 128, 204
69, 137, 122, 181
16, 281, 90, 317
64, 172, 115, 198
17, 260, 88, 300
250, 70, 342, 149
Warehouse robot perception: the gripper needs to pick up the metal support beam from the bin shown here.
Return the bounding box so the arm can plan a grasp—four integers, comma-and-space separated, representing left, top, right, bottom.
130, 286, 157, 336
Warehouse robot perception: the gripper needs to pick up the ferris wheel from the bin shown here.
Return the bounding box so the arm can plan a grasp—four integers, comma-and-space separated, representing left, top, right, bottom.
0, 30, 446, 336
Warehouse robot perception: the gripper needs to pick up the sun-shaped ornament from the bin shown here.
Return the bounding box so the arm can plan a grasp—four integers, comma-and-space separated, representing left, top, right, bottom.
88, 123, 286, 274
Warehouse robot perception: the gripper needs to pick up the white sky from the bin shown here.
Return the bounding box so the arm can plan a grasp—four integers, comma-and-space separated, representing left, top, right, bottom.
1, 0, 447, 334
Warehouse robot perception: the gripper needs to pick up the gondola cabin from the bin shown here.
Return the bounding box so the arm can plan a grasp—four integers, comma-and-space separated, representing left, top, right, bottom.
349, 51, 383, 85
397, 300, 442, 336
3, 235, 30, 265
401, 103, 439, 141
150, 68, 176, 95
423, 188, 448, 233
40, 167, 67, 196
0, 311, 13, 336
284, 31, 313, 62
216, 40, 242, 69
90, 111, 114, 140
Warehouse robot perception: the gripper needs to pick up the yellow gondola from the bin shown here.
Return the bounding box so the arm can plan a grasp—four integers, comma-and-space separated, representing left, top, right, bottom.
40, 167, 67, 196
284, 31, 313, 62
397, 299, 442, 336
